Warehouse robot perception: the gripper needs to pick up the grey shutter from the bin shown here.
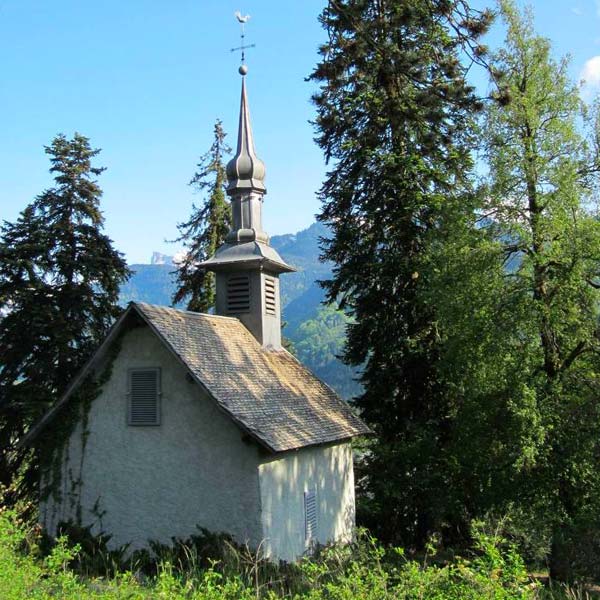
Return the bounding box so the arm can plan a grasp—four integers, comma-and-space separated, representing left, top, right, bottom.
227, 275, 250, 313
128, 368, 160, 426
264, 276, 276, 315
304, 489, 318, 541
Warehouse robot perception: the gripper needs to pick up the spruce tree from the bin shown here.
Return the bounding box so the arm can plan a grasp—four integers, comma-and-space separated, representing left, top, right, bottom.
172, 120, 231, 312
310, 0, 492, 547
0, 133, 129, 505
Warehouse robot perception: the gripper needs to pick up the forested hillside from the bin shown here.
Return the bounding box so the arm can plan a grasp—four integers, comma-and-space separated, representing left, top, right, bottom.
119, 222, 361, 399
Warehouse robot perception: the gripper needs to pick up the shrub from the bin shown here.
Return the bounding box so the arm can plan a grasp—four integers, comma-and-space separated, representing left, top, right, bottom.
3, 509, 590, 600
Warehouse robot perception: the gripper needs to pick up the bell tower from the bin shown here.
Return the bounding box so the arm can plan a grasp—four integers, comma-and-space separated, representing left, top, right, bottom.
200, 62, 294, 350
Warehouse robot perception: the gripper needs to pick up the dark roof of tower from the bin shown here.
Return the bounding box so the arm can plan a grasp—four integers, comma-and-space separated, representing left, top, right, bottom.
20, 303, 370, 452
226, 76, 266, 194
200, 73, 294, 274
200, 240, 295, 274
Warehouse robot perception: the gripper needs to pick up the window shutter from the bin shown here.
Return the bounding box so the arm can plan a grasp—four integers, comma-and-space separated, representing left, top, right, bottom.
128, 368, 160, 426
264, 276, 276, 315
304, 489, 318, 541
227, 275, 250, 313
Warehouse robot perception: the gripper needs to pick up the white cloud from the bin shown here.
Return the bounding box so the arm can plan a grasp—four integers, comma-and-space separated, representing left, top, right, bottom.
572, 7, 583, 15
172, 250, 187, 265
580, 55, 600, 90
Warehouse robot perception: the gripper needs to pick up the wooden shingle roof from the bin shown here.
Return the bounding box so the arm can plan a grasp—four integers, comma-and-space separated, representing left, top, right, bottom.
136, 303, 369, 452
21, 302, 370, 453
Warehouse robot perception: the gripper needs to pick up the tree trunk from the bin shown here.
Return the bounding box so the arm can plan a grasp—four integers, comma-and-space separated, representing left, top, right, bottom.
549, 526, 573, 582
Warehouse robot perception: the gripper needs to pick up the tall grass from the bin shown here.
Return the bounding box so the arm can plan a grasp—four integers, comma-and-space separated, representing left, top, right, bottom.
0, 507, 587, 599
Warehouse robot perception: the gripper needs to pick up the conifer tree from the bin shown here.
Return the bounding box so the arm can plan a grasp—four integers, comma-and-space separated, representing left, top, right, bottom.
0, 133, 130, 504
172, 120, 231, 312
310, 0, 492, 547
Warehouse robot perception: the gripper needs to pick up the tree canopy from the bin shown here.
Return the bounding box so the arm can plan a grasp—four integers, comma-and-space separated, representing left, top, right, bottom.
172, 120, 231, 312
0, 133, 129, 506
310, 0, 492, 548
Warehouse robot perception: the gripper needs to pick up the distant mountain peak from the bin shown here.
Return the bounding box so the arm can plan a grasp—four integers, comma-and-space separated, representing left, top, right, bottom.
150, 251, 186, 266
150, 252, 174, 265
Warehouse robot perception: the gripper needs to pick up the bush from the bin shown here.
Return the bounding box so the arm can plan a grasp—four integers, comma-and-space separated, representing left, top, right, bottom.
3, 509, 590, 599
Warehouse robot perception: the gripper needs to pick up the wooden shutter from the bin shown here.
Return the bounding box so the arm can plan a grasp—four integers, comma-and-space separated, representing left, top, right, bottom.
304, 489, 318, 541
128, 368, 160, 426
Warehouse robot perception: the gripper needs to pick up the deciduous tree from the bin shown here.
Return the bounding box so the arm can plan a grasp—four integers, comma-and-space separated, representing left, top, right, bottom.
483, 1, 600, 580
431, 0, 600, 579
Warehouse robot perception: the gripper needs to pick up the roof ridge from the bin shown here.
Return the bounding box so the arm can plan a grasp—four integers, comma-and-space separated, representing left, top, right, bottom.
21, 300, 370, 451
133, 302, 241, 322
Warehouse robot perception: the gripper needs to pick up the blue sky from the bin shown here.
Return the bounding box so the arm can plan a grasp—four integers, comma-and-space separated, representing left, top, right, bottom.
1, 1, 599, 263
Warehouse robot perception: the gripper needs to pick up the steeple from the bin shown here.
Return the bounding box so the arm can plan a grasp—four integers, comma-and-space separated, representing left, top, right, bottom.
223, 72, 269, 245
226, 75, 266, 196
200, 61, 294, 350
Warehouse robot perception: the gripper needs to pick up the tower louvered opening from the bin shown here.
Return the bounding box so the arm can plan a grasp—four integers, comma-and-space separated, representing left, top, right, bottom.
128, 368, 160, 426
264, 276, 276, 315
227, 275, 250, 313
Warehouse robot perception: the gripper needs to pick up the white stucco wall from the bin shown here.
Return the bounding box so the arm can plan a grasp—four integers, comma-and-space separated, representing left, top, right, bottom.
258, 443, 355, 562
41, 323, 264, 550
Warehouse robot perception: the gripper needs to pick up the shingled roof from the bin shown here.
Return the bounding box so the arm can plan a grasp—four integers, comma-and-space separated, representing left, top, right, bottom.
22, 302, 369, 453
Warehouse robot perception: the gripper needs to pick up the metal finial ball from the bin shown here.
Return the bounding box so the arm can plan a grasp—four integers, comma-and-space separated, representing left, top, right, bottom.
239, 64, 248, 76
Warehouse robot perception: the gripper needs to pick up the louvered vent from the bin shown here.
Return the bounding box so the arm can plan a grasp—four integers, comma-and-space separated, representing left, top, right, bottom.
128, 368, 160, 426
304, 489, 318, 541
264, 276, 276, 316
227, 275, 250, 313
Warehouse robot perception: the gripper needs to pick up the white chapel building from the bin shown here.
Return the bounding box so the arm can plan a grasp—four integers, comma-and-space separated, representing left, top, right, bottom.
23, 64, 369, 562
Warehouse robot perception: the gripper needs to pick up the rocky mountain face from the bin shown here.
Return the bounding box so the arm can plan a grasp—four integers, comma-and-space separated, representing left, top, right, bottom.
150, 252, 174, 265
119, 222, 362, 399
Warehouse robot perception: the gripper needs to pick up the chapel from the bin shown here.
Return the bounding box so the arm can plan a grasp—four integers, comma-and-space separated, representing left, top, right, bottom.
23, 61, 369, 562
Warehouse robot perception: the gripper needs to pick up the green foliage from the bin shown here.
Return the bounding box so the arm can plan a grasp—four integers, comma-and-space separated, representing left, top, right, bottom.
310, 0, 492, 548
0, 508, 85, 599
0, 508, 552, 599
427, 0, 600, 581
289, 305, 361, 399
481, 1, 600, 582
0, 133, 129, 510
172, 120, 231, 312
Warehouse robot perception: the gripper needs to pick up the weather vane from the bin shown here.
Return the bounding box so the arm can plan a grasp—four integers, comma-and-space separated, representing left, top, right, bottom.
231, 11, 255, 75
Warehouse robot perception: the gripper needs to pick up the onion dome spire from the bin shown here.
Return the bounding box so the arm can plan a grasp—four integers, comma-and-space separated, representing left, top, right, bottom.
226, 69, 266, 194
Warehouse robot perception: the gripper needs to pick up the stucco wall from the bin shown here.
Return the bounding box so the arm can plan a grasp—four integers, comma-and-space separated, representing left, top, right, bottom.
258, 443, 355, 562
41, 323, 264, 550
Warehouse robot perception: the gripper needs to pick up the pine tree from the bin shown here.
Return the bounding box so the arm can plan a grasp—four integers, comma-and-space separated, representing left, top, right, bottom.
0, 133, 130, 505
172, 120, 231, 312
310, 0, 492, 547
